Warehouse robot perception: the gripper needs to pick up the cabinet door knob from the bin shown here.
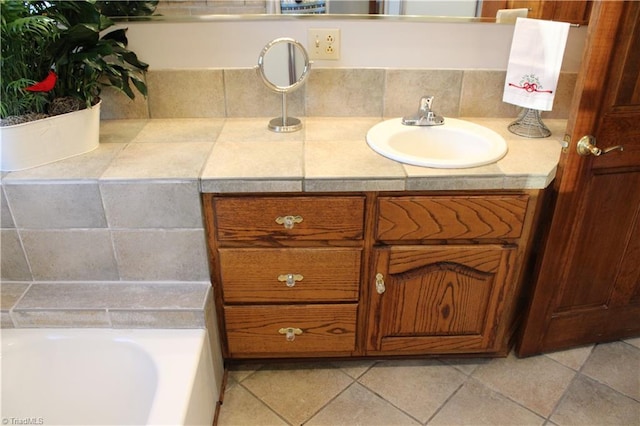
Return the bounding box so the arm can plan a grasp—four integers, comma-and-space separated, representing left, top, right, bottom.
375, 273, 386, 294
278, 327, 303, 341
275, 215, 303, 229
277, 273, 304, 287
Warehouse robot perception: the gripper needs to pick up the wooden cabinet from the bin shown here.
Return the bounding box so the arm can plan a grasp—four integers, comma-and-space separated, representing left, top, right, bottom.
204, 194, 365, 359
366, 193, 537, 356
203, 191, 542, 359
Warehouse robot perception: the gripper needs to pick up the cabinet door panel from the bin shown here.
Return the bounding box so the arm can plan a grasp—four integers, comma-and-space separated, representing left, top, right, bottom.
367, 245, 516, 355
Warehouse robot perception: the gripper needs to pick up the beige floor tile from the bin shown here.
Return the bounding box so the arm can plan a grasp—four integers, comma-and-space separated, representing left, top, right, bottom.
306, 383, 421, 426
217, 383, 288, 426
544, 344, 595, 371
472, 351, 576, 417
358, 359, 467, 423
240, 362, 354, 425
228, 363, 263, 383
625, 336, 640, 349
550, 374, 640, 426
429, 379, 545, 426
331, 359, 377, 379
442, 357, 491, 376
581, 341, 640, 400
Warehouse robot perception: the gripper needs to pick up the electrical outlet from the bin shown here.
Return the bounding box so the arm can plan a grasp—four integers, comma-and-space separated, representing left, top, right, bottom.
308, 28, 340, 60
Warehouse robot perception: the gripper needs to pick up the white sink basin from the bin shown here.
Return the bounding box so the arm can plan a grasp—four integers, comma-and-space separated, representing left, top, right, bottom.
366, 118, 508, 168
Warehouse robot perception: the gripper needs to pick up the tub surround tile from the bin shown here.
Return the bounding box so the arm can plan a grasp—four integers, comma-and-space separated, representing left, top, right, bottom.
11, 282, 210, 329
12, 309, 111, 328
112, 230, 210, 281
99, 86, 149, 120
1, 312, 14, 328
131, 118, 224, 143
16, 282, 210, 310
224, 68, 305, 118
109, 309, 206, 328
1, 143, 126, 181
0, 282, 30, 310
146, 69, 226, 118
101, 142, 213, 180
101, 181, 203, 228
4, 183, 107, 229
1, 186, 15, 228
100, 119, 147, 143
20, 230, 119, 281
1, 230, 32, 281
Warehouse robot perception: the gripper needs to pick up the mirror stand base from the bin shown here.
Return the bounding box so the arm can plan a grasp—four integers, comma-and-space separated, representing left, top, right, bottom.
269, 116, 302, 133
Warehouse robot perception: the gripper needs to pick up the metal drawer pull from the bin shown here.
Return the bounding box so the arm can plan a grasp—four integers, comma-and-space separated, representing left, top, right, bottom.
375, 273, 386, 294
278, 273, 304, 287
278, 327, 303, 342
275, 215, 303, 229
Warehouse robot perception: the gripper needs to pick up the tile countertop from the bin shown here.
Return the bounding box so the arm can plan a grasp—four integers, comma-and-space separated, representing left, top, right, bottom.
2, 117, 566, 192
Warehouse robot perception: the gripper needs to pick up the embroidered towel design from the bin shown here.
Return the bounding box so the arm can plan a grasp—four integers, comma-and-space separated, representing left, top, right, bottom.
503, 17, 570, 111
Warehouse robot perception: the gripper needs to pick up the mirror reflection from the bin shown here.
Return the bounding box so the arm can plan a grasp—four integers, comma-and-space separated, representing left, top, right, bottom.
115, 1, 590, 26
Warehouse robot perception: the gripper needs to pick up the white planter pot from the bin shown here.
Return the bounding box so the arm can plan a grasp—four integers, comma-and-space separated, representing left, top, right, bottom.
0, 101, 100, 172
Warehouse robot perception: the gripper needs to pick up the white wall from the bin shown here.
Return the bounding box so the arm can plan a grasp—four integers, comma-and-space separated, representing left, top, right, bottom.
124, 18, 586, 71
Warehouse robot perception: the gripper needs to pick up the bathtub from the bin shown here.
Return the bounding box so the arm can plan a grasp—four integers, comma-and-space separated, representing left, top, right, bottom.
0, 328, 217, 425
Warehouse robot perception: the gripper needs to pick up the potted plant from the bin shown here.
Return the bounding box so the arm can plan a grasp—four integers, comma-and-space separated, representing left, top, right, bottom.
0, 0, 150, 171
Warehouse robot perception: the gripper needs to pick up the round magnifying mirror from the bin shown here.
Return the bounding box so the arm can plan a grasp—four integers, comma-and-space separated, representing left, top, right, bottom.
257, 38, 311, 132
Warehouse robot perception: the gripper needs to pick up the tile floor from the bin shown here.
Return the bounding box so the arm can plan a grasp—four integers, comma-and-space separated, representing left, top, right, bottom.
216, 338, 640, 425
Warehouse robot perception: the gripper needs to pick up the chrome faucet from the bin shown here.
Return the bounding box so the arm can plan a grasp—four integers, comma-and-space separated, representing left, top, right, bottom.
402, 95, 445, 126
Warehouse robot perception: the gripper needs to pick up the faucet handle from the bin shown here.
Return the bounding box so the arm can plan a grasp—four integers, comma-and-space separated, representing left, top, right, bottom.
419, 95, 434, 113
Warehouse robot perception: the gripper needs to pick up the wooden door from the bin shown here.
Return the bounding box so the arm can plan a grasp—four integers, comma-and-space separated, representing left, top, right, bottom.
367, 245, 516, 355
517, 0, 640, 356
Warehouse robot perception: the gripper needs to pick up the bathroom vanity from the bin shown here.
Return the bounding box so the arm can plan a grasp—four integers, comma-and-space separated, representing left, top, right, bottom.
203, 190, 542, 359
200, 117, 564, 360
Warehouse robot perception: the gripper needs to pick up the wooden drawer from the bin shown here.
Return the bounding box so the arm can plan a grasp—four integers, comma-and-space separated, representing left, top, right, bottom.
213, 196, 365, 241
376, 195, 528, 241
219, 248, 361, 303
224, 304, 357, 357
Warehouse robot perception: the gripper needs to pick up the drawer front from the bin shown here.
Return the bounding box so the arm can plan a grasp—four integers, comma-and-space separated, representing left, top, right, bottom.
224, 304, 357, 357
219, 248, 361, 303
213, 196, 365, 241
376, 195, 528, 241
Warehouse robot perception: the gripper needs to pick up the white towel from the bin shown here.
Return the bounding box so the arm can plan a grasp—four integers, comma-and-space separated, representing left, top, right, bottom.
503, 18, 570, 111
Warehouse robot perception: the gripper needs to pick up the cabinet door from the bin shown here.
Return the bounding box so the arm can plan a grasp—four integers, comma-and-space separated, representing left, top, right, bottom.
366, 245, 516, 355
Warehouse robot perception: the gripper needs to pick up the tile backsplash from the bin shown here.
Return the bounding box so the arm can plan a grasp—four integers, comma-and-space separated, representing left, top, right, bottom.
101, 68, 577, 121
